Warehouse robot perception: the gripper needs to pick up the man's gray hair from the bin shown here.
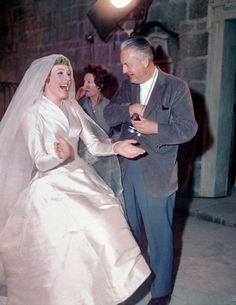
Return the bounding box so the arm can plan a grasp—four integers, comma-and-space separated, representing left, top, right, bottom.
120, 36, 154, 61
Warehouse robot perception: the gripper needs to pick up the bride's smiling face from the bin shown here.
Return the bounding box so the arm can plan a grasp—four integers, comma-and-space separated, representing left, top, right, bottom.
44, 64, 72, 105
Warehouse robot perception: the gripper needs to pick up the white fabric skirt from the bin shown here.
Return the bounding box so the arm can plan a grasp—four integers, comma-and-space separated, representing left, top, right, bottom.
0, 163, 150, 305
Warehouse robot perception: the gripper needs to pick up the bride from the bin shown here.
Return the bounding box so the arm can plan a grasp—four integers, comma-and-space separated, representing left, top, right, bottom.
0, 54, 150, 305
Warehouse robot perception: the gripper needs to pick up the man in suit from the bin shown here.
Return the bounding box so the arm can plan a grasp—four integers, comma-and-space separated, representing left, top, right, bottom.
104, 36, 198, 305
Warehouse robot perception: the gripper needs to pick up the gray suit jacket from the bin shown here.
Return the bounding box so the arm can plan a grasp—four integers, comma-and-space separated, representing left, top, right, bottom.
104, 69, 198, 197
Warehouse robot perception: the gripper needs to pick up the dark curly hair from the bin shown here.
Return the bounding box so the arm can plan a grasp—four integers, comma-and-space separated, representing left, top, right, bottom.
84, 64, 108, 90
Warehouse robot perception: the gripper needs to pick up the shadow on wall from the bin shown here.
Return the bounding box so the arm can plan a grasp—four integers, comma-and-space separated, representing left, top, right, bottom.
177, 89, 214, 197
148, 41, 214, 197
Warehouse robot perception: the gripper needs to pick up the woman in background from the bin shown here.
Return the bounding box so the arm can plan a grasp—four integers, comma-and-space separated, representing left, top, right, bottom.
76, 64, 114, 137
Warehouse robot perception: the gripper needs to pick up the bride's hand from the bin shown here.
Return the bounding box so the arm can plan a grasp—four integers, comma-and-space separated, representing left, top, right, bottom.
113, 139, 145, 159
54, 134, 74, 159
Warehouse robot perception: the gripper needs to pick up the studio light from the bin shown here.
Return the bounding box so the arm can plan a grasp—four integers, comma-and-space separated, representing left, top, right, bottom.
110, 0, 133, 8
87, 0, 141, 42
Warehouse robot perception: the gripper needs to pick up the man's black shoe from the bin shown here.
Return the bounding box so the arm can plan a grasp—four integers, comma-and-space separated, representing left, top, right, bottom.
147, 295, 171, 305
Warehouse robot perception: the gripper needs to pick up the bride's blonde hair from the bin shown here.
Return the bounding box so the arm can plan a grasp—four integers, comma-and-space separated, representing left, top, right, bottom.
54, 56, 70, 66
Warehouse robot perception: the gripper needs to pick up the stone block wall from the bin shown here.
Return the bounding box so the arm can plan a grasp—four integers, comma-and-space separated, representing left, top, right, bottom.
0, 0, 209, 87
148, 0, 208, 93
0, 0, 126, 89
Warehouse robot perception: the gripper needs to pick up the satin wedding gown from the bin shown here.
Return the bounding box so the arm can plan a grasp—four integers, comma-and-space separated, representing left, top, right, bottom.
0, 97, 150, 305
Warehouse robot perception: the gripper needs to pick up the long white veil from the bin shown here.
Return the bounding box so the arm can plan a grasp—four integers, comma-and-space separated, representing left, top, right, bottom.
0, 54, 123, 232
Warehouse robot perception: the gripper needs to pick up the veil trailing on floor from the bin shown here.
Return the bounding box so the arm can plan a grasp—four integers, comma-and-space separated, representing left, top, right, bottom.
0, 54, 123, 232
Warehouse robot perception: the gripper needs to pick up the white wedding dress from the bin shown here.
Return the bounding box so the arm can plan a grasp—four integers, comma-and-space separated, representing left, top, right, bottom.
0, 97, 150, 305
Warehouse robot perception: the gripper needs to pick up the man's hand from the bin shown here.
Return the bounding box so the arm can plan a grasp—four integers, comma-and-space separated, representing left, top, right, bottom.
54, 134, 74, 159
132, 116, 158, 135
114, 139, 145, 159
129, 103, 144, 117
